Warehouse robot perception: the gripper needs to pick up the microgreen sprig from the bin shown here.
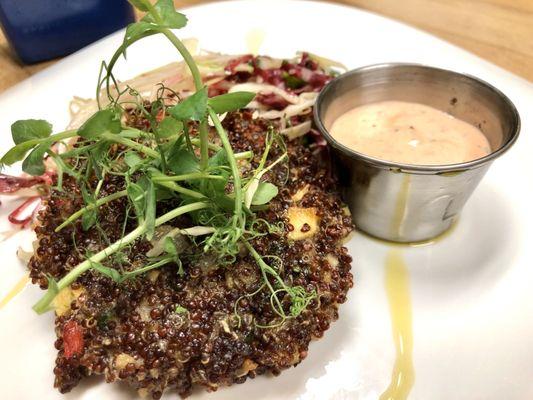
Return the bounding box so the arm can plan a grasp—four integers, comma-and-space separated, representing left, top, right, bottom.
2, 0, 316, 327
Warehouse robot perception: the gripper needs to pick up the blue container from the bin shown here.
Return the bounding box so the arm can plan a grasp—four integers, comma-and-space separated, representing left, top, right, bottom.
0, 0, 135, 64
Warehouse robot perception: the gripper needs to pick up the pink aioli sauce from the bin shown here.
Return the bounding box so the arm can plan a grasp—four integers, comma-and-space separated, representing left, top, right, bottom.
329, 101, 491, 165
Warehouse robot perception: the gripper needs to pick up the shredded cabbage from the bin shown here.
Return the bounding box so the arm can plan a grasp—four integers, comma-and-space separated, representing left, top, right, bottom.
229, 83, 300, 104
281, 120, 312, 140
68, 49, 329, 132
259, 92, 318, 120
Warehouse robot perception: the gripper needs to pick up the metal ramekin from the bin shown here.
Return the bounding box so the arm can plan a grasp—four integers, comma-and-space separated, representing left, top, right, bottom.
314, 63, 520, 243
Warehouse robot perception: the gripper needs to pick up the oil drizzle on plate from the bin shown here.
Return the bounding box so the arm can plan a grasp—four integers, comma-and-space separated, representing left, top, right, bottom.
379, 248, 415, 400
0, 274, 30, 310
245, 28, 266, 55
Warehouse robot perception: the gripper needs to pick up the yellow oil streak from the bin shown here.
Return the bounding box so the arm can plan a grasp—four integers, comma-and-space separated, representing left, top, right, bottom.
380, 249, 415, 400
245, 28, 266, 55
0, 274, 30, 310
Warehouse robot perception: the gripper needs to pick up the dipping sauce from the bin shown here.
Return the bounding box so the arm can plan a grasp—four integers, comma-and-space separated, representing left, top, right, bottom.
330, 101, 491, 165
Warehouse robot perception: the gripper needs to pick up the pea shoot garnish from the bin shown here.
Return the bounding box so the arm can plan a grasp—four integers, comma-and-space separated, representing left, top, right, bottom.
1, 0, 315, 326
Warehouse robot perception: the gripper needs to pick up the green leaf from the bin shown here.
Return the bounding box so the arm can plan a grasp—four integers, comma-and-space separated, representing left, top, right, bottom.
82, 211, 97, 232
124, 21, 158, 44
283, 72, 306, 90
127, 0, 150, 11
156, 117, 183, 138
11, 119, 52, 145
212, 192, 237, 212
127, 181, 146, 221
91, 262, 123, 282
155, 186, 174, 201
208, 91, 255, 114
78, 109, 122, 139
167, 147, 200, 175
169, 87, 208, 121
127, 176, 156, 238
207, 149, 230, 193
163, 236, 178, 256
89, 141, 109, 179
124, 151, 144, 169
81, 185, 97, 231
208, 149, 229, 169
143, 0, 188, 29
252, 182, 279, 205
21, 142, 49, 176
1, 142, 36, 166
143, 178, 156, 240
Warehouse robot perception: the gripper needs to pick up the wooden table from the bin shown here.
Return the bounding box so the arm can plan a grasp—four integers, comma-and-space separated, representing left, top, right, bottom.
1, 0, 532, 93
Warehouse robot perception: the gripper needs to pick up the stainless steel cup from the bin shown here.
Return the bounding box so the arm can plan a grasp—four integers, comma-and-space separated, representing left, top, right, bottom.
314, 63, 520, 243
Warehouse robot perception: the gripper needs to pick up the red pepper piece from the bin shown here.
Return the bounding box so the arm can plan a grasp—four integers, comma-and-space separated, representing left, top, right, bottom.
62, 320, 84, 359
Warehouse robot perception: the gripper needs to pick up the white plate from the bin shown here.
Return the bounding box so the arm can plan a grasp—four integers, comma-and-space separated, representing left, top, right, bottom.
1, 1, 532, 399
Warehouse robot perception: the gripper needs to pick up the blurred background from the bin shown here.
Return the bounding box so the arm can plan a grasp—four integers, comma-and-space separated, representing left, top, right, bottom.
0, 0, 531, 94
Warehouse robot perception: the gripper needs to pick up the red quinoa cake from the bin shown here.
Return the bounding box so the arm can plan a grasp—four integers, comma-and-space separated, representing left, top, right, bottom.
26, 53, 354, 399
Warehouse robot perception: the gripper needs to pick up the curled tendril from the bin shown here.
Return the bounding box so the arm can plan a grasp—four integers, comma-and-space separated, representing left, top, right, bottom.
246, 218, 284, 239
233, 282, 266, 328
